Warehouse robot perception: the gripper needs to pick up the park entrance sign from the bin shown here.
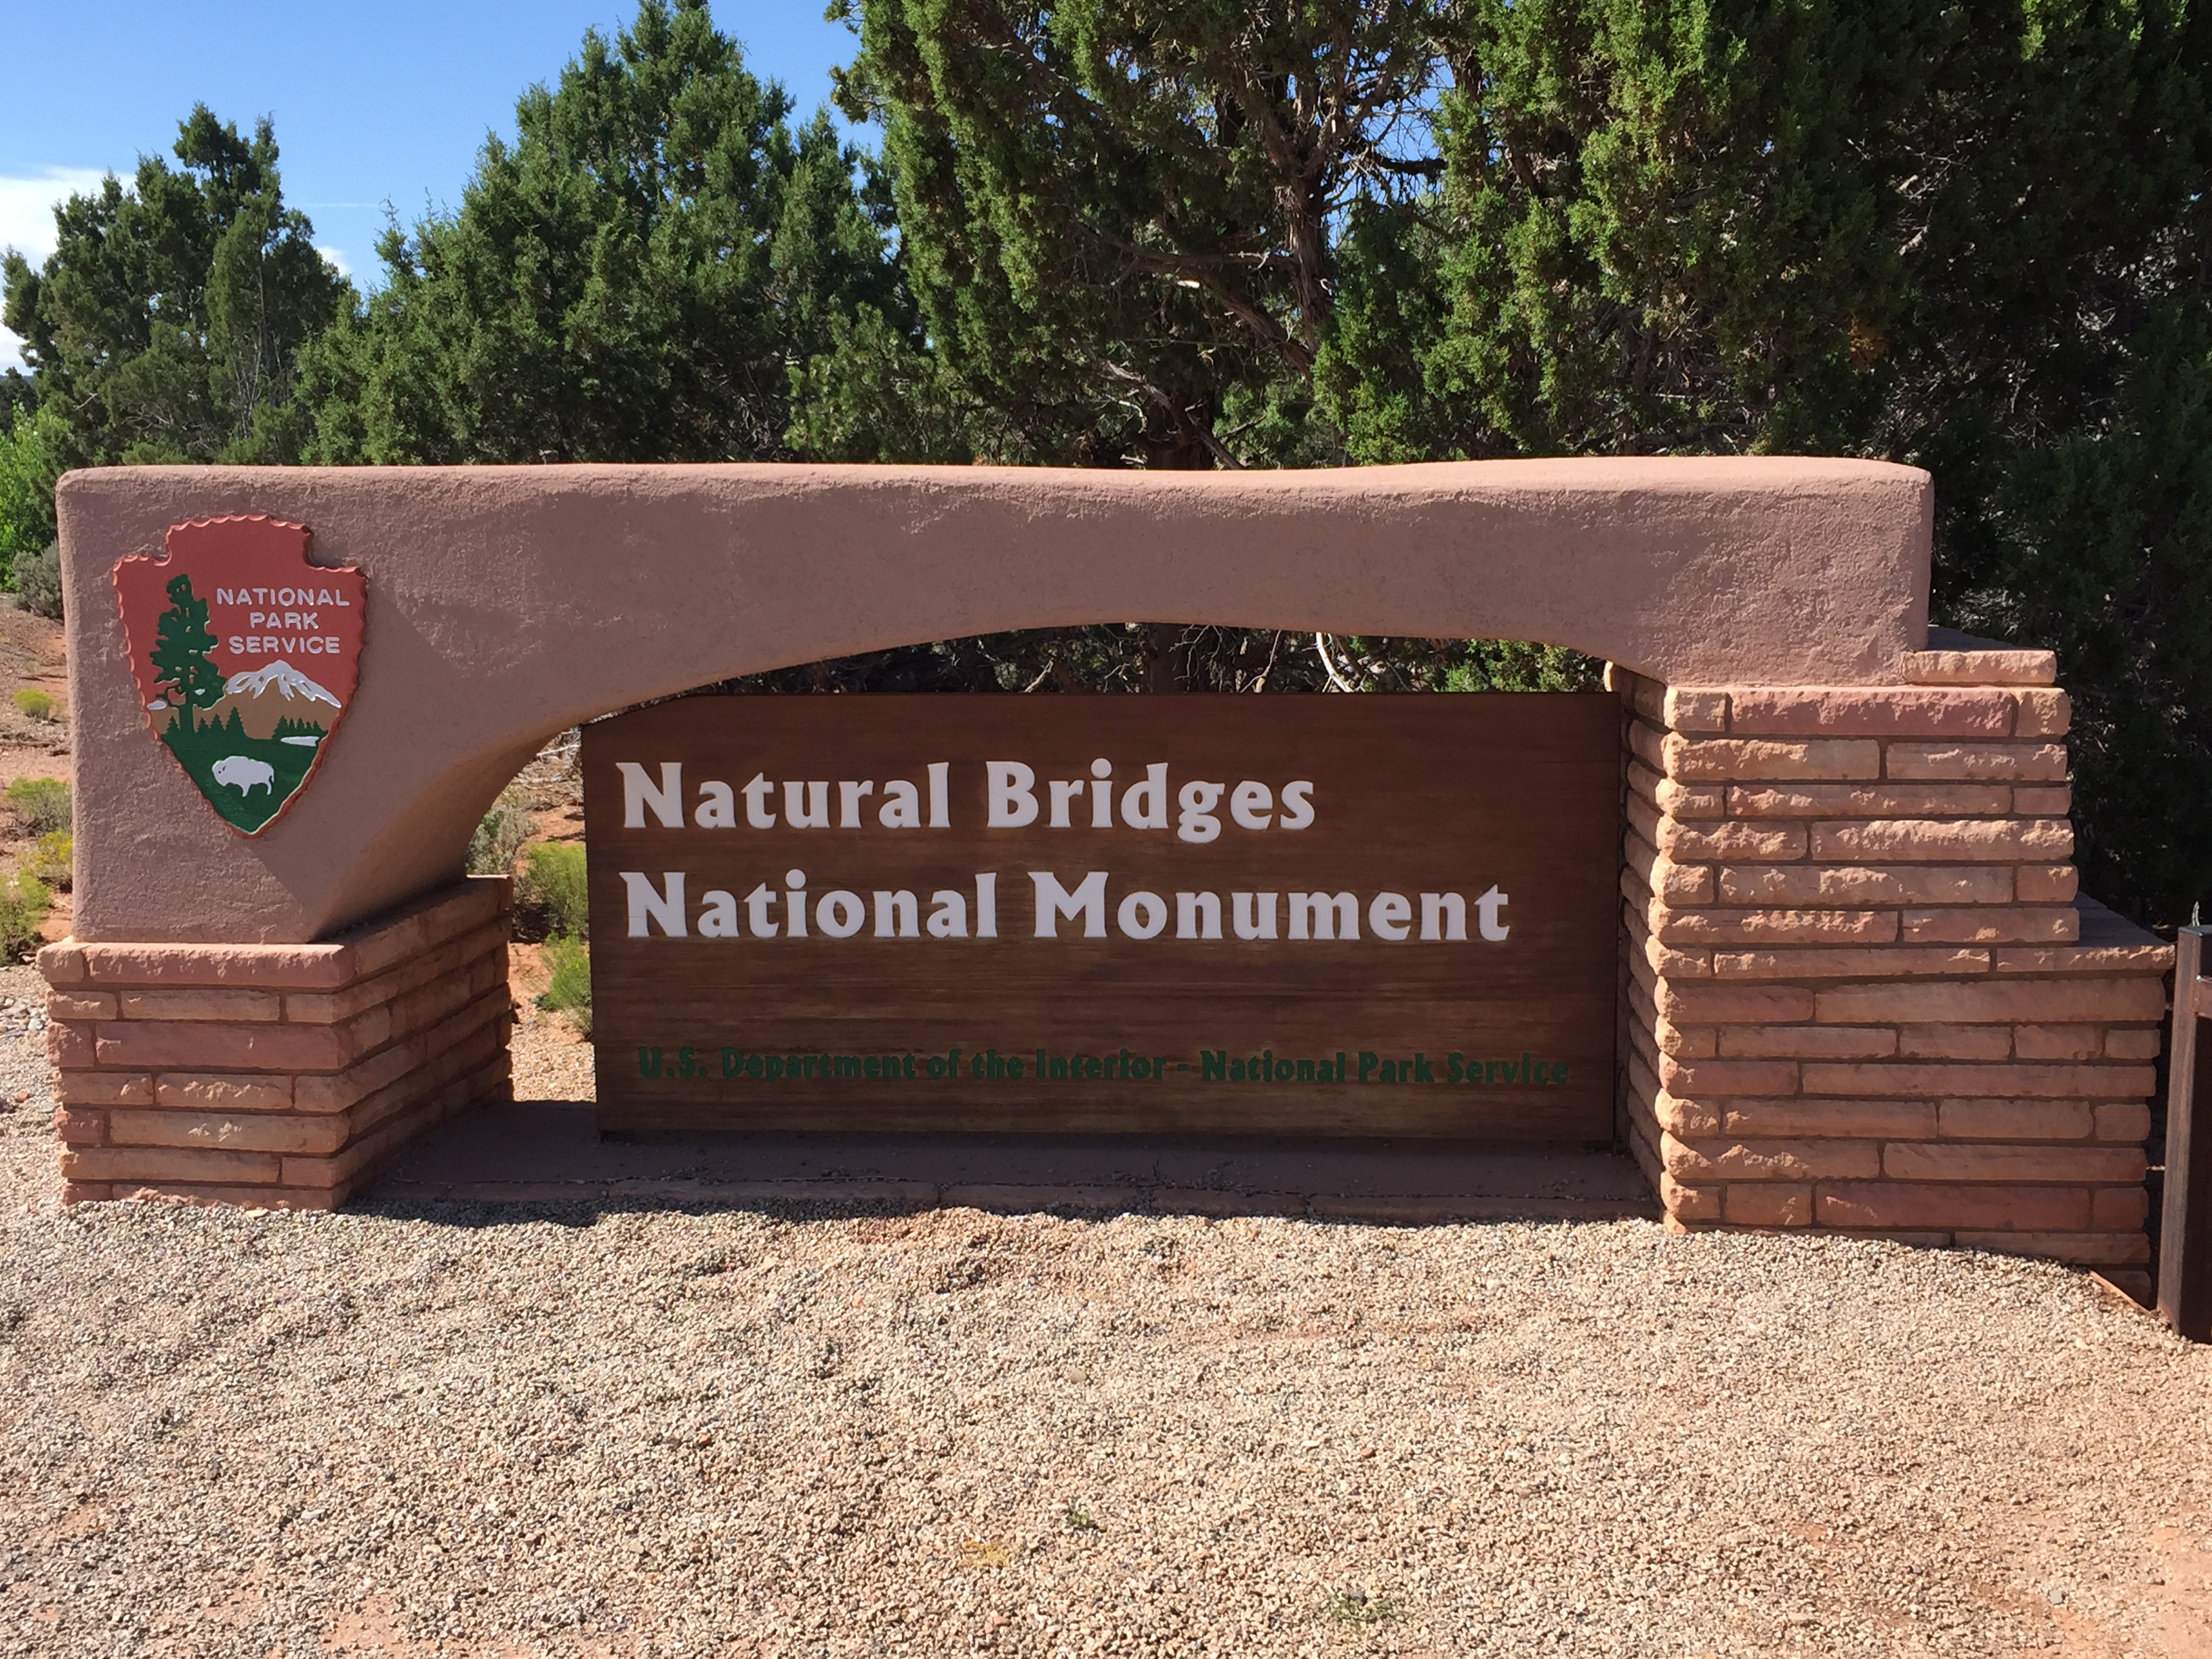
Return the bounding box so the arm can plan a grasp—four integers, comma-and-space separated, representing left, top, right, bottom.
30, 458, 2179, 1300
584, 696, 1618, 1137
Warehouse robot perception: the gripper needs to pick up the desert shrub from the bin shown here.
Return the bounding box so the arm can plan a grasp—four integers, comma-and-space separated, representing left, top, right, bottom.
467, 793, 533, 876
537, 931, 592, 1036
517, 841, 588, 938
5, 776, 69, 835
24, 831, 70, 890
0, 872, 50, 962
12, 688, 52, 722
14, 544, 61, 621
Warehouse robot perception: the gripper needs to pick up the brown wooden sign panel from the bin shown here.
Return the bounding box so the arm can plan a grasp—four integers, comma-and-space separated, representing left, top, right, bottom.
584, 695, 1619, 1140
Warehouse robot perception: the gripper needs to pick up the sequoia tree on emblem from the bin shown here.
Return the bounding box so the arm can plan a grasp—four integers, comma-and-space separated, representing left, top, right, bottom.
112, 516, 365, 834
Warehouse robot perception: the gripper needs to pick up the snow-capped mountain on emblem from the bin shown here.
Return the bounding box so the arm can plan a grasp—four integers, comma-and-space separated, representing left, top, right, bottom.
224, 661, 341, 706
113, 516, 365, 835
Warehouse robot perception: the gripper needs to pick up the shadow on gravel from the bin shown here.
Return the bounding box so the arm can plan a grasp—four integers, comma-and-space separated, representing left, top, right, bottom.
360, 1101, 1662, 1231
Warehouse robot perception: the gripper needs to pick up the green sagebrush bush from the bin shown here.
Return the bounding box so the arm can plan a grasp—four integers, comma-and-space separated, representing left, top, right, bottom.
0, 872, 50, 962
467, 794, 533, 876
517, 842, 588, 939
5, 776, 69, 836
14, 544, 62, 621
12, 688, 52, 721
24, 830, 70, 891
537, 931, 591, 1037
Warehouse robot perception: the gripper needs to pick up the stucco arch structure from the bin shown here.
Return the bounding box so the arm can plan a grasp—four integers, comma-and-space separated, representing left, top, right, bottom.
60, 457, 1925, 943
39, 457, 2174, 1296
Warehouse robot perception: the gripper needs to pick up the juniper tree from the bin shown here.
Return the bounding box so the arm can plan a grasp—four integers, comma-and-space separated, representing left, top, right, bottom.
1, 108, 349, 474
300, 0, 903, 465
828, 0, 1452, 469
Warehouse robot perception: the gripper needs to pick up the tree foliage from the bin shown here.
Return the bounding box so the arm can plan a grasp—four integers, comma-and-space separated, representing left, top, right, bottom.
0, 404, 61, 578
1973, 309, 2212, 919
830, 0, 1451, 468
1, 108, 350, 473
302, 0, 904, 464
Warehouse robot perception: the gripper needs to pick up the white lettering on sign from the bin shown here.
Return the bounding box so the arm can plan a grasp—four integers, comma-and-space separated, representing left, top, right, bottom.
1030, 869, 1108, 938
927, 888, 968, 937
613, 868, 1495, 947
623, 870, 686, 937
605, 761, 1506, 949
987, 761, 1037, 828
618, 762, 683, 829
1179, 892, 1221, 939
215, 586, 352, 607
1421, 892, 1467, 941
1289, 891, 1359, 941
226, 636, 342, 655
622, 758, 1319, 834
1477, 884, 1512, 941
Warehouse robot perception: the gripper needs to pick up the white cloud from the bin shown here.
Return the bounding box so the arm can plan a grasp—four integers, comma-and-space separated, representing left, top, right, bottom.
0, 167, 114, 373
316, 243, 352, 279
0, 167, 108, 262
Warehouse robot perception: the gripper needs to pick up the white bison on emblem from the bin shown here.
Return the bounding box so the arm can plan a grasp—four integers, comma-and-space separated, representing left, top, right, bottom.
211, 756, 276, 796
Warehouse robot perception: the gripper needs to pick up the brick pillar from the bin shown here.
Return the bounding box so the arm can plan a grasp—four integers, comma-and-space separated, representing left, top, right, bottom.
1614, 650, 2172, 1298
39, 876, 512, 1210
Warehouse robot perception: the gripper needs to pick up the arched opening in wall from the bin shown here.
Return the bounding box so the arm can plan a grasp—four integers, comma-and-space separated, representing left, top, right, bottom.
671, 624, 1607, 699
413, 625, 1634, 1208
462, 732, 592, 1103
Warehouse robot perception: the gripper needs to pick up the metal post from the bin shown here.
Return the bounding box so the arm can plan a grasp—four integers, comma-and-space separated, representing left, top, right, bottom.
2158, 926, 2212, 1340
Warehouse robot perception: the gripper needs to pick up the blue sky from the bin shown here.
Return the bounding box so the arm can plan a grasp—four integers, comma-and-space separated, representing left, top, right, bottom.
0, 1, 857, 368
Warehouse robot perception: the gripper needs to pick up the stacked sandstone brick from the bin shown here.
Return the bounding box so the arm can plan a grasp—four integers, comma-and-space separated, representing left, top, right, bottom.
1615, 640, 2172, 1294
40, 876, 511, 1209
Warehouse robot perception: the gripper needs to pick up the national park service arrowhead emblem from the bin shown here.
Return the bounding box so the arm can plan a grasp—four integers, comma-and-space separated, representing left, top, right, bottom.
113, 516, 365, 835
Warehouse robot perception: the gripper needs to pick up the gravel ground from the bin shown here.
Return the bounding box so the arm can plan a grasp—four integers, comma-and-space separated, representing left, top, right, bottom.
511, 1027, 595, 1103
508, 991, 594, 1103
3, 981, 2211, 1657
